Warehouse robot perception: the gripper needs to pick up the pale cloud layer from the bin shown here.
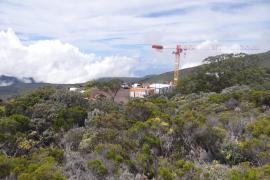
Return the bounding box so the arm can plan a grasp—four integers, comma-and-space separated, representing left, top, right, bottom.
0, 0, 269, 81
0, 29, 136, 83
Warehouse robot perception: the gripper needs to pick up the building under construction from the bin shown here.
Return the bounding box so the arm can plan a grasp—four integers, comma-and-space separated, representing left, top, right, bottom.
129, 83, 172, 98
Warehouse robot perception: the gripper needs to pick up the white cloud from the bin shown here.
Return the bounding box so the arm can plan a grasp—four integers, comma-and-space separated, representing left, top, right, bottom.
0, 29, 137, 83
0, 81, 13, 87
0, 0, 269, 77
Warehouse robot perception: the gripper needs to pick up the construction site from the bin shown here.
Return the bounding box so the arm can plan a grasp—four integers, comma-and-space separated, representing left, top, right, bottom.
68, 44, 185, 101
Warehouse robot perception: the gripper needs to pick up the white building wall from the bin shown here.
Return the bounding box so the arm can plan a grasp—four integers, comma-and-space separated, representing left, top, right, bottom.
130, 90, 147, 98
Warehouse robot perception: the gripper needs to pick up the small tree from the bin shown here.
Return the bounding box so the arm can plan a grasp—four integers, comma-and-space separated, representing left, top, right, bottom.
92, 79, 123, 102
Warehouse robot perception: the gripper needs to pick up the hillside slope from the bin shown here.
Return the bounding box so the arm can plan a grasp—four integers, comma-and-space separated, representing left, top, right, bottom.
140, 51, 270, 83
0, 51, 269, 99
0, 51, 270, 179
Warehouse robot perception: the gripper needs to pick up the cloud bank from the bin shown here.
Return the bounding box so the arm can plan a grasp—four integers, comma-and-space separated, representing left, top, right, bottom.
0, 29, 137, 83
0, 0, 269, 78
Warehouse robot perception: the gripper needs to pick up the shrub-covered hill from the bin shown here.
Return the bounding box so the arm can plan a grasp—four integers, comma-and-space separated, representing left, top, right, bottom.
0, 52, 270, 180
0, 84, 270, 180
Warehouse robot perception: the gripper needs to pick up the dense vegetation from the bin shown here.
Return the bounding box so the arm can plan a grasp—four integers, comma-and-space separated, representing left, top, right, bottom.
0, 53, 270, 180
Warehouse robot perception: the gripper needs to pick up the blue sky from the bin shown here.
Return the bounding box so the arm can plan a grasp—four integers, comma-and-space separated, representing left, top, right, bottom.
0, 0, 269, 83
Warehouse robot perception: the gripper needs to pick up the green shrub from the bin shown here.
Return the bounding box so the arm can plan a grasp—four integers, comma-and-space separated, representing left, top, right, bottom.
229, 162, 270, 180
246, 117, 270, 137
48, 148, 64, 163
0, 106, 5, 117
0, 117, 20, 133
18, 162, 65, 180
158, 167, 174, 180
105, 144, 124, 164
208, 94, 227, 103
54, 106, 87, 131
87, 159, 107, 177
5, 87, 55, 116
0, 149, 65, 180
251, 90, 270, 107
221, 143, 247, 165
92, 112, 128, 130
0, 114, 29, 133
0, 154, 11, 178
9, 114, 30, 131
143, 134, 160, 147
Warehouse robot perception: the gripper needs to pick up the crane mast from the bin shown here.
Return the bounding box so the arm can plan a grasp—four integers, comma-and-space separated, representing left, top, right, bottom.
152, 44, 183, 86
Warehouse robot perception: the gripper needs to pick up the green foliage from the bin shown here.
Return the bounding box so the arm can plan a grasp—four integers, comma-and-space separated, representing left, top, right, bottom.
0, 154, 11, 178
0, 114, 30, 133
158, 167, 174, 180
127, 99, 159, 121
87, 159, 107, 177
250, 90, 270, 107
1, 73, 270, 180
104, 144, 124, 164
0, 148, 65, 179
229, 162, 270, 180
92, 112, 129, 130
54, 106, 87, 131
0, 105, 4, 117
177, 54, 266, 93
221, 143, 247, 165
18, 162, 65, 180
5, 87, 55, 116
142, 134, 161, 148
47, 148, 64, 163
135, 144, 155, 177
247, 117, 270, 137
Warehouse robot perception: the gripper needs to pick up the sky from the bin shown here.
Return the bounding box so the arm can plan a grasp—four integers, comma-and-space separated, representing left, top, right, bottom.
0, 0, 269, 83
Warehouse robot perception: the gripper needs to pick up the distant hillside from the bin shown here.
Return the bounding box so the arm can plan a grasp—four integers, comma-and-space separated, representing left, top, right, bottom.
0, 51, 269, 99
257, 50, 270, 67
139, 51, 270, 83
99, 51, 270, 84
97, 77, 142, 83
96, 67, 198, 84
0, 81, 71, 100
139, 66, 198, 83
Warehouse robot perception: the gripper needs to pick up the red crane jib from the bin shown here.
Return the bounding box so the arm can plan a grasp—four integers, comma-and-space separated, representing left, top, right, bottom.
152, 45, 163, 49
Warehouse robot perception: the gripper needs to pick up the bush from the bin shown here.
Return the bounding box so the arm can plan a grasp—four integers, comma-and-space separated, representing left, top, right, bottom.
48, 148, 64, 163
251, 90, 270, 107
54, 106, 87, 131
221, 143, 247, 165
247, 117, 270, 137
91, 112, 129, 130
229, 162, 270, 180
0, 154, 11, 178
5, 87, 55, 116
127, 100, 159, 121
87, 159, 107, 177
0, 114, 30, 133
18, 162, 65, 180
0, 149, 65, 180
105, 144, 124, 164
158, 167, 174, 180
0, 105, 5, 117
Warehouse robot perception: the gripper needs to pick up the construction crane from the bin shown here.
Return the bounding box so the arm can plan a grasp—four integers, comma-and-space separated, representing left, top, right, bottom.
152, 44, 186, 86
152, 43, 259, 86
